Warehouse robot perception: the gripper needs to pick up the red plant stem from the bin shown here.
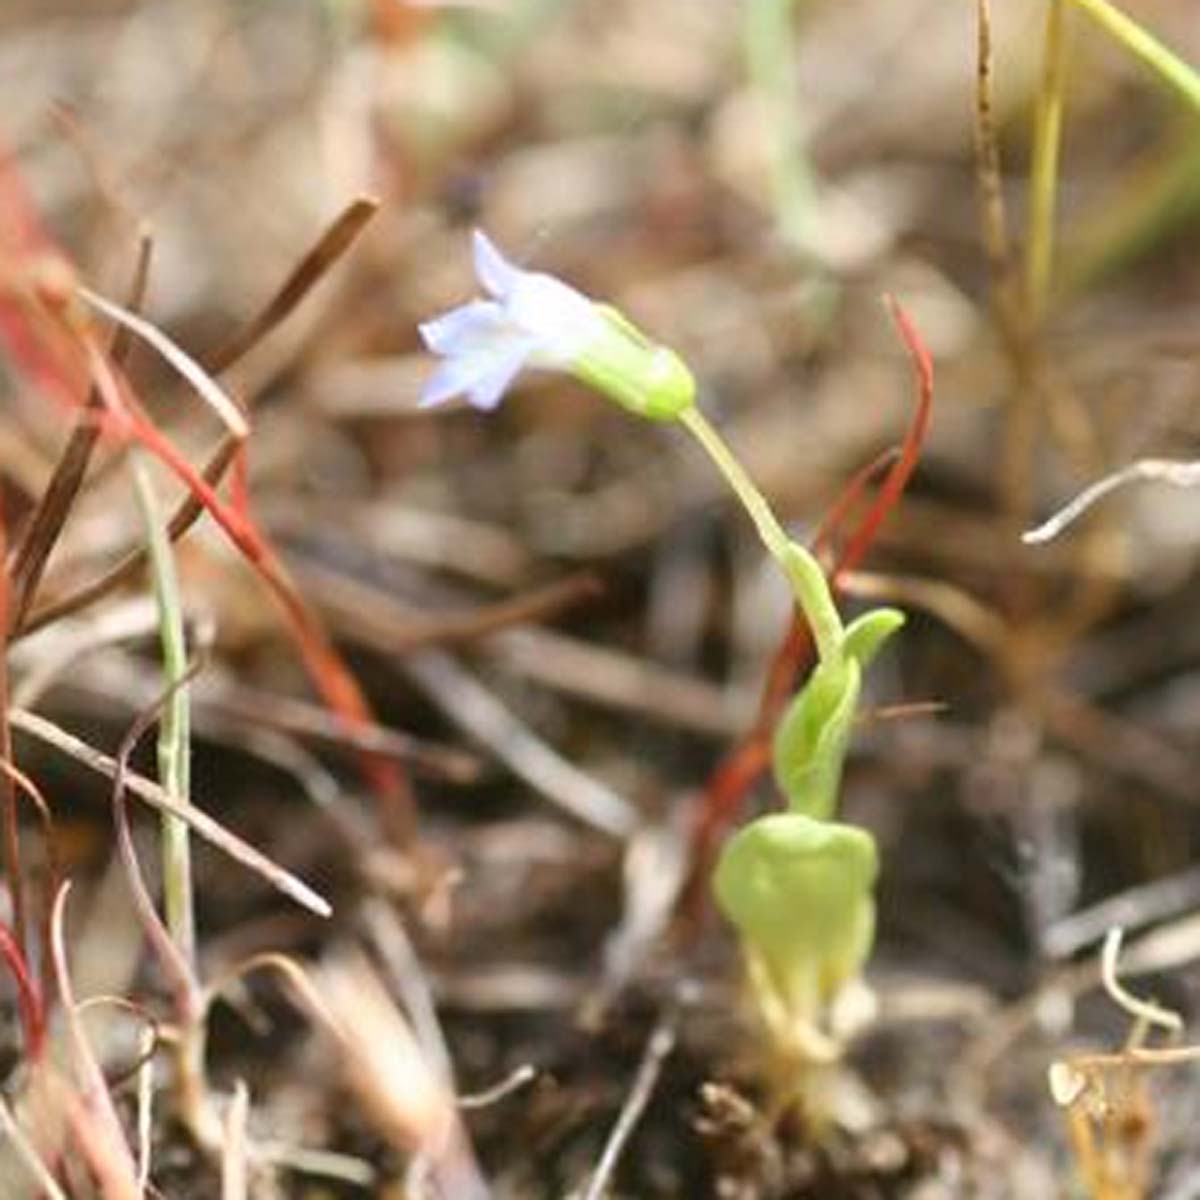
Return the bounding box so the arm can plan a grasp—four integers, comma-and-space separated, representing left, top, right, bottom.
114, 376, 410, 825
0, 147, 90, 413
0, 918, 43, 1059
835, 296, 934, 580
812, 447, 900, 569
0, 755, 62, 1036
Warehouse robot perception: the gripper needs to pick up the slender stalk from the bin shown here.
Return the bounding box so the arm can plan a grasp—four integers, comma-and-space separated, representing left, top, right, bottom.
0, 502, 27, 973
129, 455, 195, 965
1068, 0, 1200, 111
129, 454, 223, 1149
1026, 0, 1070, 320
678, 405, 843, 663
744, 0, 817, 254
0, 1092, 69, 1200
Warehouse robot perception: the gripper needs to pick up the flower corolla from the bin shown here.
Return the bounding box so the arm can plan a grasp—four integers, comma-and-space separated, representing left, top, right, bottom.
419, 230, 694, 421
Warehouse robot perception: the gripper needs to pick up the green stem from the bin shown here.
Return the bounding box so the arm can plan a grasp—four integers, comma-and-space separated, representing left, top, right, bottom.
678, 405, 843, 663
1026, 0, 1070, 319
130, 454, 195, 967
744, 0, 818, 254
1068, 0, 1200, 111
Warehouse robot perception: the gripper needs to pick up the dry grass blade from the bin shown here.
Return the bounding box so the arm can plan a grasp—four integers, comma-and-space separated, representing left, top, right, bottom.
842, 569, 1009, 656
581, 1015, 676, 1200
458, 1065, 539, 1110
362, 898, 456, 1088
312, 953, 491, 1200
1044, 864, 1200, 959
972, 0, 1014, 286
205, 196, 379, 374
1024, 458, 1200, 544
135, 1022, 155, 1191
404, 648, 637, 838
222, 1080, 251, 1200
971, 0, 1027, 361
487, 626, 749, 738
49, 882, 141, 1200
1100, 928, 1183, 1036
75, 286, 248, 438
10, 707, 332, 917
196, 677, 479, 782
301, 561, 604, 654
0, 1090, 69, 1200
7, 235, 152, 631
15, 195, 380, 643
16, 438, 239, 639
206, 951, 490, 1197
0, 500, 28, 972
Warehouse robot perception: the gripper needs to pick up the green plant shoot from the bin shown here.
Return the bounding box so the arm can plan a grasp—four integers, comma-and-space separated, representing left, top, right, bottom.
421, 229, 907, 1068
713, 605, 902, 1063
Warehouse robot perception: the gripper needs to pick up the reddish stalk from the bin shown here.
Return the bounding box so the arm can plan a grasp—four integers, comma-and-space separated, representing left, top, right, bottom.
78, 340, 409, 820
0, 918, 44, 1060
0, 147, 90, 414
0, 755, 63, 1049
835, 297, 934, 578
8, 238, 152, 633
49, 882, 141, 1199
0, 143, 407, 824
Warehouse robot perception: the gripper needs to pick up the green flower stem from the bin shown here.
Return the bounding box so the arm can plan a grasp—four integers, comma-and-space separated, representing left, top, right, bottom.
1068, 0, 1200, 111
678, 404, 843, 664
1026, 0, 1070, 318
130, 454, 195, 967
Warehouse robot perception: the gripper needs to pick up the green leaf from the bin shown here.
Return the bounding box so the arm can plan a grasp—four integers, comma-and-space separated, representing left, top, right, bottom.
771, 656, 861, 821
842, 606, 905, 669
713, 813, 877, 1026
771, 606, 903, 820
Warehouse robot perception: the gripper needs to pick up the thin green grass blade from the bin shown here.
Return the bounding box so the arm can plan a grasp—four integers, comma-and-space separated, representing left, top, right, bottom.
744, 0, 819, 255
130, 454, 195, 967
1026, 0, 1071, 317
1069, 0, 1200, 112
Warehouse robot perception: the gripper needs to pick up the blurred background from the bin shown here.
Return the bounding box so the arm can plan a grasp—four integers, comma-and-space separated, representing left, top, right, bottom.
3, 0, 1200, 1194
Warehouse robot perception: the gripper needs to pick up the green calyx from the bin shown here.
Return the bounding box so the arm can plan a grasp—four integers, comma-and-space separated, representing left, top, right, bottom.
571, 304, 696, 421
713, 814, 877, 1041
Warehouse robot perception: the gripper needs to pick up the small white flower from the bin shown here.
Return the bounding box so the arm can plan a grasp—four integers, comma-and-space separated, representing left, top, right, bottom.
419, 230, 608, 411
419, 230, 695, 420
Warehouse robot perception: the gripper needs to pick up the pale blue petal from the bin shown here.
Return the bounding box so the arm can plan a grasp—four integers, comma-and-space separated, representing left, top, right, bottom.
468, 349, 529, 410
419, 342, 534, 410
505, 273, 604, 360
420, 356, 482, 408
419, 300, 506, 355
472, 229, 522, 298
